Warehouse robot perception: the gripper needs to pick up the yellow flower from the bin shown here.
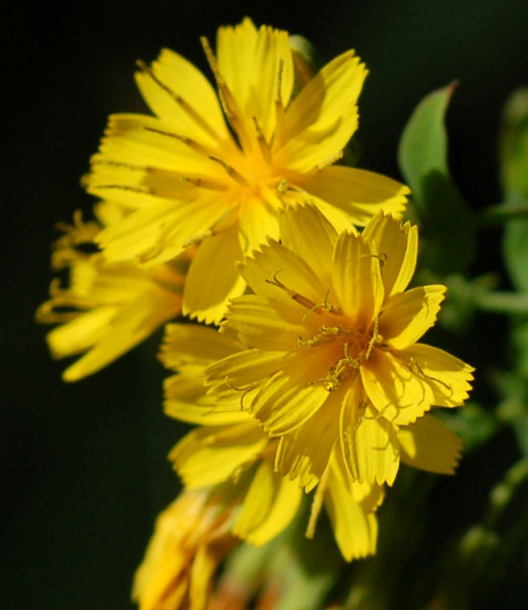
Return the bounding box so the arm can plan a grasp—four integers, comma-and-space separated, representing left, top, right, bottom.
36, 211, 186, 381
86, 18, 409, 323
132, 488, 238, 610
207, 205, 473, 487
161, 323, 382, 561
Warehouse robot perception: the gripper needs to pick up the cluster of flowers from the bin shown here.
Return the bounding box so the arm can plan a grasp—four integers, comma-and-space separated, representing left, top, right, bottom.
38, 19, 474, 609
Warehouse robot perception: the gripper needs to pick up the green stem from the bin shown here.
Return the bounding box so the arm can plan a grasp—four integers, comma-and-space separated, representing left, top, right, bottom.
474, 291, 528, 314
478, 202, 528, 227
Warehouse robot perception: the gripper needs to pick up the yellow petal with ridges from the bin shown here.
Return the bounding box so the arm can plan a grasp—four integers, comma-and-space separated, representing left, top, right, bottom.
238, 196, 280, 254
275, 391, 341, 490
279, 203, 337, 288
164, 368, 249, 426
381, 285, 446, 350
135, 48, 230, 147
235, 461, 302, 546
47, 307, 115, 359
340, 383, 400, 485
274, 51, 367, 171
240, 238, 328, 310
325, 454, 378, 560
206, 348, 283, 397
361, 349, 435, 425
253, 344, 336, 435
363, 213, 418, 297
161, 323, 243, 369
217, 18, 259, 113
398, 414, 462, 474
224, 294, 306, 350
398, 344, 474, 409
96, 194, 234, 266
90, 114, 226, 183
171, 423, 267, 488
298, 166, 409, 226
331, 231, 384, 325
183, 222, 246, 324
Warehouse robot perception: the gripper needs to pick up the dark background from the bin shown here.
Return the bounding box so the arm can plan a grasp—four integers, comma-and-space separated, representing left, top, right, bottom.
3, 1, 528, 608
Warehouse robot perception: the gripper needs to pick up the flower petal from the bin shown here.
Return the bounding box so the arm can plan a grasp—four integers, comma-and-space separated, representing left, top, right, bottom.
206, 348, 283, 398
96, 194, 235, 265
161, 323, 243, 369
274, 51, 367, 171
252, 344, 335, 435
171, 423, 267, 488
362, 214, 418, 297
240, 238, 328, 310
331, 231, 384, 325
217, 20, 294, 141
234, 461, 302, 546
297, 166, 409, 226
135, 49, 230, 146
398, 414, 462, 474
225, 294, 306, 350
340, 382, 400, 485
361, 348, 435, 425
380, 285, 446, 350
275, 390, 342, 490
58, 287, 181, 382
325, 454, 378, 560
279, 203, 337, 287
399, 344, 474, 408
183, 222, 247, 324
164, 367, 249, 426
238, 195, 280, 254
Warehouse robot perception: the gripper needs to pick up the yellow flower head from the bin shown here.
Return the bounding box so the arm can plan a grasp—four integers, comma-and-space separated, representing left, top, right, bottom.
132, 488, 238, 610
86, 18, 409, 323
207, 205, 474, 487
161, 323, 382, 561
36, 211, 186, 381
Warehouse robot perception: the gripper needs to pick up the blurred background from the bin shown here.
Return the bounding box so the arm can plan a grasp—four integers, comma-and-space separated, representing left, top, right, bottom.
3, 1, 528, 607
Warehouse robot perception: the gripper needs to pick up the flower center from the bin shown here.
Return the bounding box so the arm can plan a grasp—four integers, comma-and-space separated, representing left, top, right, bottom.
307, 316, 380, 391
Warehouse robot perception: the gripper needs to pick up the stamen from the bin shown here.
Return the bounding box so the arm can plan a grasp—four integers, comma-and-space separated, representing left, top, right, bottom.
302, 290, 342, 320
277, 179, 289, 194
273, 59, 286, 139
90, 158, 149, 172
306, 466, 330, 539
200, 37, 250, 149
90, 184, 151, 195
252, 116, 272, 165
266, 270, 317, 310
364, 316, 381, 360
275, 59, 285, 105
136, 59, 219, 141
142, 126, 213, 157
208, 155, 249, 187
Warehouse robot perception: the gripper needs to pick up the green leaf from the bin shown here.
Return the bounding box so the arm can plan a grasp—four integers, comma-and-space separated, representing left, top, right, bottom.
398, 84, 455, 206
398, 84, 476, 274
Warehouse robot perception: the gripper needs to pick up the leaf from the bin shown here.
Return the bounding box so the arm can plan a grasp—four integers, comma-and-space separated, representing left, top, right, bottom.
398, 84, 455, 206
398, 84, 476, 274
